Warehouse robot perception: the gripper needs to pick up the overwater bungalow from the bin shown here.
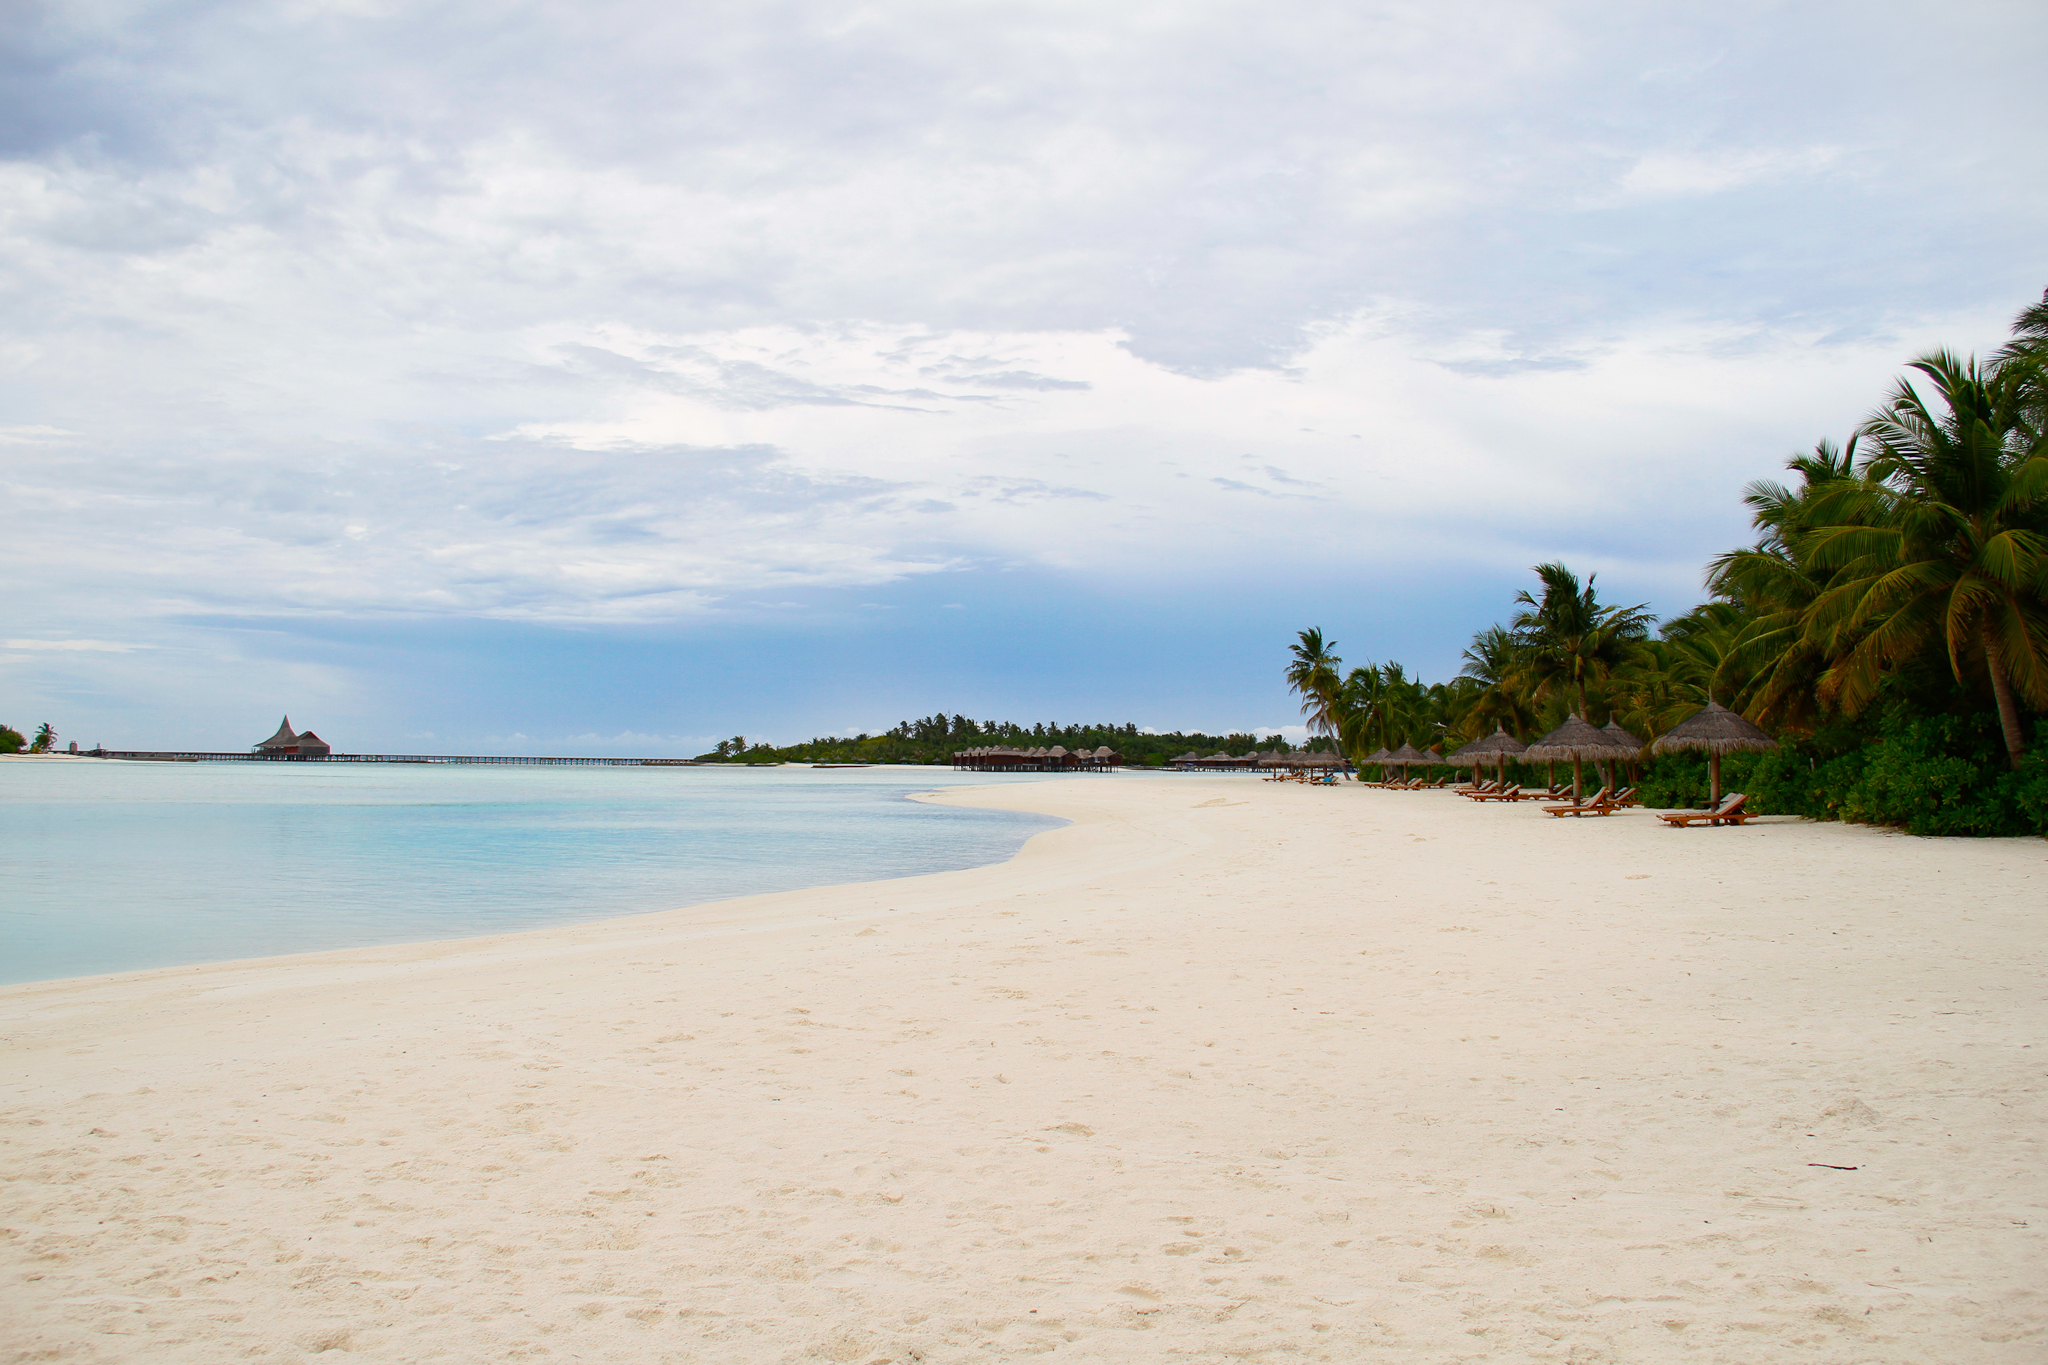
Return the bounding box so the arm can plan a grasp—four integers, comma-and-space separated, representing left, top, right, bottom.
951, 745, 1121, 773
253, 717, 332, 758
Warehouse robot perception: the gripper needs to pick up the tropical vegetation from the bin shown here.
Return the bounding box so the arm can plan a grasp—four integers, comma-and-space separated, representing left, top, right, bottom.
1285, 290, 2048, 836
696, 716, 1312, 767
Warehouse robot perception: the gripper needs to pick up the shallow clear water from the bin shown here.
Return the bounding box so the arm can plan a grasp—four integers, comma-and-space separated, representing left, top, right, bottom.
0, 762, 1072, 985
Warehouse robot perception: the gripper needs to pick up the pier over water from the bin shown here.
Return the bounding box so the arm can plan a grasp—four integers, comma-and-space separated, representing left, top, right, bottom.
89, 750, 704, 766
84, 715, 708, 766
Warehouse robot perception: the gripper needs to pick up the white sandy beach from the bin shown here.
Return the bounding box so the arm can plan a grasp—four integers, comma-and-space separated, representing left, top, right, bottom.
3, 776, 2044, 1364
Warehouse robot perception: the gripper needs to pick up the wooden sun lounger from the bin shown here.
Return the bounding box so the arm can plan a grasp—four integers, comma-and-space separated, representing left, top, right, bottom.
1657, 793, 1752, 827
1465, 784, 1522, 802
1542, 787, 1613, 817
1543, 785, 1643, 817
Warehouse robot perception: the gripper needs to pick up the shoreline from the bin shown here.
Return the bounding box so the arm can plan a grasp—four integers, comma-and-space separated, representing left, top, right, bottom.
4, 777, 2044, 1362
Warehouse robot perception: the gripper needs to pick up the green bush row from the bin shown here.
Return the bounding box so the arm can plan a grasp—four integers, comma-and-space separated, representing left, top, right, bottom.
1633, 704, 2048, 838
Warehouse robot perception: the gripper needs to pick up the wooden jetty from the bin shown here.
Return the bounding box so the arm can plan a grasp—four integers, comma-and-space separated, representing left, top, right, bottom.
89, 750, 704, 767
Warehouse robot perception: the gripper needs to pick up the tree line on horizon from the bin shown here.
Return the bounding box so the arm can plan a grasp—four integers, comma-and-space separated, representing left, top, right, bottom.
1286, 289, 2048, 836
698, 715, 1314, 767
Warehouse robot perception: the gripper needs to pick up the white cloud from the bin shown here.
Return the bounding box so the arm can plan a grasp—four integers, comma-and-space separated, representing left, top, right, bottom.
1609, 146, 1842, 203
4, 638, 151, 652
0, 426, 76, 445
0, 304, 2019, 632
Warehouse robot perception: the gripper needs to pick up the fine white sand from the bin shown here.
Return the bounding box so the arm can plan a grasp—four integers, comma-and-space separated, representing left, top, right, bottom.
3, 777, 2044, 1364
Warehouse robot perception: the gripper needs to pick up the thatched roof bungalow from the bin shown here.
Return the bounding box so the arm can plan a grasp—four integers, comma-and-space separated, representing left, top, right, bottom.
253, 717, 331, 758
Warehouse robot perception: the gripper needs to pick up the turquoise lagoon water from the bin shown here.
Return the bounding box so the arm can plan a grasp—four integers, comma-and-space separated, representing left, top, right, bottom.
0, 761, 1072, 985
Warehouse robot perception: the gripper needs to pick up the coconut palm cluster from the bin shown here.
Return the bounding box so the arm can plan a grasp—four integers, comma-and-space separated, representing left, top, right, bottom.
1289, 289, 2048, 826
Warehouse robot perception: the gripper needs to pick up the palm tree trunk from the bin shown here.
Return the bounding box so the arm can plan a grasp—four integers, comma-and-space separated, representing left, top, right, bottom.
1984, 634, 2027, 770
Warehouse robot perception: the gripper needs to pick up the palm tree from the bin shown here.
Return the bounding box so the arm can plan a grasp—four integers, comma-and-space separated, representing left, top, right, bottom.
1286, 628, 1344, 754
1333, 664, 1389, 761
2001, 287, 2048, 359
1509, 562, 1655, 719
1803, 349, 2048, 767
1330, 660, 1434, 761
1707, 439, 1869, 729
1457, 625, 1538, 738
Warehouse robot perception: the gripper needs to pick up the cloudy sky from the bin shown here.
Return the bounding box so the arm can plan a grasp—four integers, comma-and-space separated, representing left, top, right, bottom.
4, 0, 2043, 753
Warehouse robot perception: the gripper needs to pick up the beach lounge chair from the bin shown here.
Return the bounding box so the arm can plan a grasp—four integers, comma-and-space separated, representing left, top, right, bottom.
1466, 784, 1522, 802
1542, 786, 1613, 817
1460, 781, 1502, 798
1606, 787, 1641, 808
1657, 793, 1751, 827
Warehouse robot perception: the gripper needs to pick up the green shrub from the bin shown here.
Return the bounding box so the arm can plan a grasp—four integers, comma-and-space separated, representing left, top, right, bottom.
1635, 701, 2048, 837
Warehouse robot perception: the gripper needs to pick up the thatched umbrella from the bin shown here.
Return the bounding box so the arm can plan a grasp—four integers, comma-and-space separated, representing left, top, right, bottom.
1441, 740, 1490, 785
1651, 701, 1778, 807
1444, 735, 1489, 787
1384, 741, 1427, 782
1522, 714, 1625, 802
1447, 727, 1526, 788
1474, 726, 1529, 787
1601, 721, 1646, 789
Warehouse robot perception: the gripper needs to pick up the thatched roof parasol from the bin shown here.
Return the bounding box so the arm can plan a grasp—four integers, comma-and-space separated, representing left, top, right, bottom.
1601, 721, 1646, 759
1446, 729, 1517, 782
1522, 714, 1620, 761
1522, 714, 1630, 801
1383, 743, 1426, 778
1651, 701, 1779, 806
1459, 726, 1529, 784
1446, 727, 1524, 761
1652, 701, 1777, 756
1296, 750, 1344, 768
